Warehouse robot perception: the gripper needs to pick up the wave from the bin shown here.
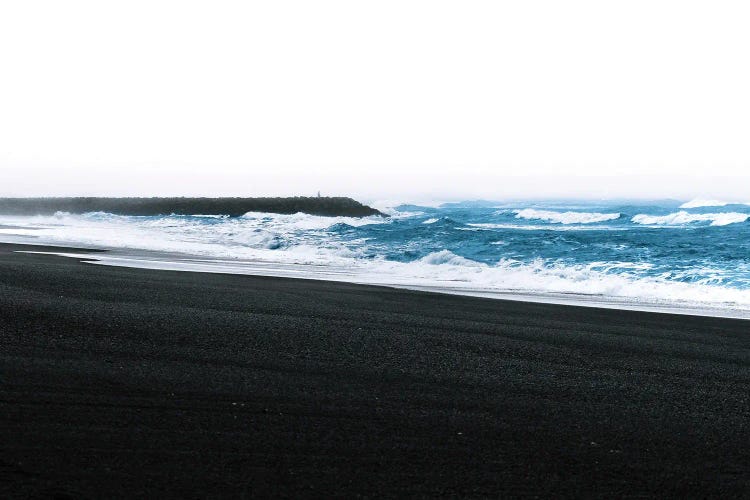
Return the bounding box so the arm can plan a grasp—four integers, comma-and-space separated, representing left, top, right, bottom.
680, 199, 730, 209
467, 223, 622, 232
34, 219, 750, 309
513, 209, 621, 224
362, 253, 750, 309
419, 250, 483, 267
240, 211, 387, 230
680, 199, 750, 209
184, 214, 230, 219
76, 247, 750, 311
631, 211, 749, 227
369, 199, 446, 215
181, 243, 750, 310
0, 211, 382, 257
4, 206, 750, 314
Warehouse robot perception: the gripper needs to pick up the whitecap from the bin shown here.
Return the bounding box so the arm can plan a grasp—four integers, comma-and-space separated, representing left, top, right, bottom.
513, 209, 621, 224
368, 256, 750, 309
240, 211, 387, 230
631, 211, 749, 227
419, 250, 483, 267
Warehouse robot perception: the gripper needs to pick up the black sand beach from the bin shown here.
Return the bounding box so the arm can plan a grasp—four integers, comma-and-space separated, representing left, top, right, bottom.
1, 242, 749, 498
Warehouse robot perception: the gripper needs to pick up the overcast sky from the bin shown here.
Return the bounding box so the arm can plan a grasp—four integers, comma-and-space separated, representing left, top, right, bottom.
1, 1, 749, 201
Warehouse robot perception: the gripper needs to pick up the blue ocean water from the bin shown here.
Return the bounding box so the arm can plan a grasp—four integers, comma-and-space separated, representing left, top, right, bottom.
2, 198, 750, 313
360, 200, 750, 289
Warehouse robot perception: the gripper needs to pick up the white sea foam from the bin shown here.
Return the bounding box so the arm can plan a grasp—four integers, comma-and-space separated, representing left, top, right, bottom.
188, 214, 230, 219
423, 218, 439, 225
240, 211, 387, 230
513, 209, 621, 224
632, 211, 749, 227
419, 250, 483, 267
3, 210, 750, 315
0, 212, 375, 263
365, 256, 750, 309
69, 249, 750, 313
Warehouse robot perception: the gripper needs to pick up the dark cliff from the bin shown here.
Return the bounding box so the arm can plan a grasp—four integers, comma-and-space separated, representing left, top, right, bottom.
0, 197, 385, 218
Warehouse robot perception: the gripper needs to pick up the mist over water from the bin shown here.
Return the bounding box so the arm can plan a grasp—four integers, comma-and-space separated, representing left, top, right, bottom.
2, 198, 750, 314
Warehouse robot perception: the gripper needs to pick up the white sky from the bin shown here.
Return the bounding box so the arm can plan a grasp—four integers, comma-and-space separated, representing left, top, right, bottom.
1, 0, 749, 201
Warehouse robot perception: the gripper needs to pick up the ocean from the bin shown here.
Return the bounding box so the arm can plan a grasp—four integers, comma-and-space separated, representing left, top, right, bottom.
2, 198, 750, 317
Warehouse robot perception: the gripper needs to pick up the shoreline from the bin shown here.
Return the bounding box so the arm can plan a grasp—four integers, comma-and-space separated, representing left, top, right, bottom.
4, 237, 750, 321
2, 242, 750, 497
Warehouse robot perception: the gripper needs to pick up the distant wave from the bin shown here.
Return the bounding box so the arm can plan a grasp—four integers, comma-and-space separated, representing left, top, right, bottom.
240, 211, 387, 230
467, 223, 621, 232
680, 198, 750, 209
187, 214, 230, 219
370, 199, 446, 214
680, 199, 729, 209
513, 209, 621, 224
632, 211, 750, 227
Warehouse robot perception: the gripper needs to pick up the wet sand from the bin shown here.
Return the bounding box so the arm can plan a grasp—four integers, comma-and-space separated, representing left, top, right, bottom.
1, 242, 749, 498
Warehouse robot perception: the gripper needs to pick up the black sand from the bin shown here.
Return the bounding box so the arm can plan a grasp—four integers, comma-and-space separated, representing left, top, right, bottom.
1, 243, 749, 498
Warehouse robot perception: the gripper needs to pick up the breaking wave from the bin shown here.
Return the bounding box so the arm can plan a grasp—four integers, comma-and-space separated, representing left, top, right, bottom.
239, 211, 387, 230
368, 254, 750, 308
513, 209, 621, 224
632, 211, 749, 227
419, 250, 483, 267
